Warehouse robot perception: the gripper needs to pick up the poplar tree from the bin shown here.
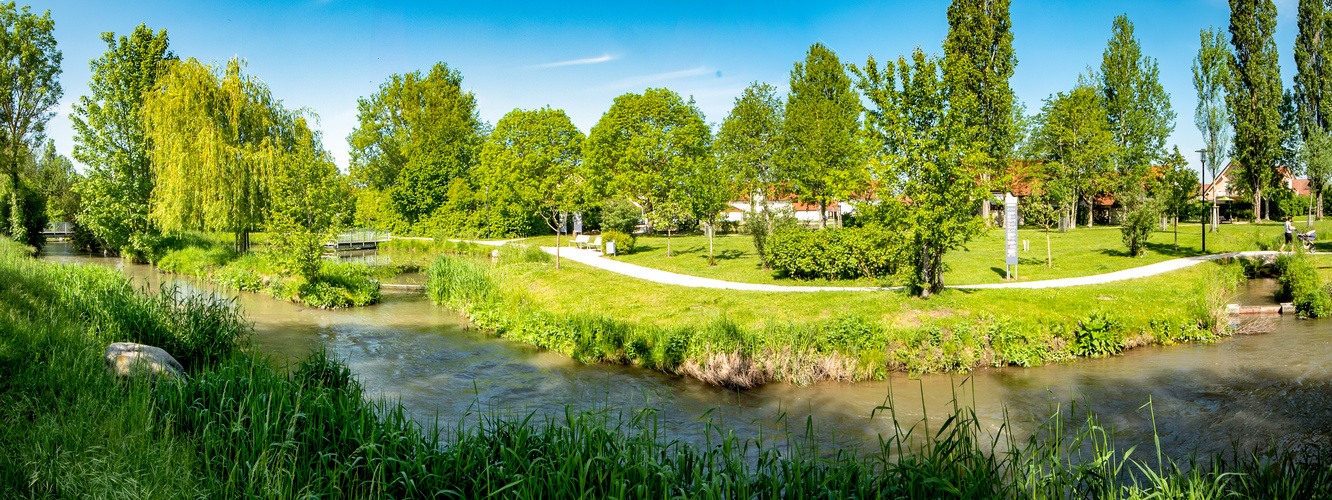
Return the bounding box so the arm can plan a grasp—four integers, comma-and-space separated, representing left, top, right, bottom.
717, 82, 785, 267
1194, 26, 1232, 231
0, 2, 61, 246
1101, 14, 1175, 201
1294, 0, 1332, 218
944, 0, 1017, 223
1228, 0, 1284, 222
783, 42, 865, 229
71, 24, 173, 258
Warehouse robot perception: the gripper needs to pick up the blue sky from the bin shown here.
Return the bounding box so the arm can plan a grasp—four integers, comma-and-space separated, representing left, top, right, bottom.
35, 0, 1299, 178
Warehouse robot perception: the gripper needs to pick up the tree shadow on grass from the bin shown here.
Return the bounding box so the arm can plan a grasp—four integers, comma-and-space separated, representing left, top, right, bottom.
1143, 241, 1199, 258
713, 249, 744, 260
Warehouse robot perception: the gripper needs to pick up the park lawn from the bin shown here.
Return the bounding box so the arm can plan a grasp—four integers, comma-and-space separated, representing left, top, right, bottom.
498, 253, 1220, 334
519, 220, 1331, 286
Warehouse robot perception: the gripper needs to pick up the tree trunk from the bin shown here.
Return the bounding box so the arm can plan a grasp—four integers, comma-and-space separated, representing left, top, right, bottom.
555, 231, 561, 270
1173, 215, 1178, 252
1255, 187, 1263, 222
1046, 229, 1052, 269
708, 220, 715, 266
818, 202, 827, 230
667, 227, 672, 257
1211, 199, 1219, 232
1086, 197, 1095, 229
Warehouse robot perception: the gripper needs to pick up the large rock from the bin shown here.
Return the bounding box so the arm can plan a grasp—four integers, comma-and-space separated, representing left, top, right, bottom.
104, 342, 185, 383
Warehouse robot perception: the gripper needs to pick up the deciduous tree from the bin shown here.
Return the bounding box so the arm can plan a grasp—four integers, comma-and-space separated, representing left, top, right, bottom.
0, 2, 60, 246
945, 0, 1018, 224
1194, 26, 1232, 231
1030, 80, 1115, 230
348, 63, 483, 232
71, 24, 173, 258
784, 43, 865, 229
478, 107, 587, 268
857, 49, 986, 297
716, 82, 784, 266
1101, 14, 1176, 202
266, 129, 350, 282
1228, 0, 1284, 222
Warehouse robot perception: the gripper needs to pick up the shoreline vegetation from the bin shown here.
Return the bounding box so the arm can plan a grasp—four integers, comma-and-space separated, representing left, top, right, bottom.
426, 250, 1254, 389
6, 238, 1332, 497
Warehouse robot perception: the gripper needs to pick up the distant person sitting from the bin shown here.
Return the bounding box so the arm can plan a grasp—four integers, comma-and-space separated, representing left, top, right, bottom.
1281, 216, 1295, 253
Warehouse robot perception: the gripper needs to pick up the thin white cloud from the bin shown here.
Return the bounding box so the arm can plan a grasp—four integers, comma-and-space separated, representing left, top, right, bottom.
606, 66, 711, 90
531, 54, 616, 69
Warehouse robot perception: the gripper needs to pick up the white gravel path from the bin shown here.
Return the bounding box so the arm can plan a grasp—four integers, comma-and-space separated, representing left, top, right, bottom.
540, 247, 1281, 292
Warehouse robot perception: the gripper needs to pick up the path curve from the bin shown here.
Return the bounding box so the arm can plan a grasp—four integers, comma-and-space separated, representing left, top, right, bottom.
539, 247, 1279, 292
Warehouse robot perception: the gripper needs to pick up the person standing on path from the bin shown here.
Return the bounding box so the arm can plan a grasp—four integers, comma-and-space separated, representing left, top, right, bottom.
1281, 216, 1295, 252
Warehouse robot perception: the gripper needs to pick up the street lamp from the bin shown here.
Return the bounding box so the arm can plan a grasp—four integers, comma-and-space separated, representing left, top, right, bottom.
1196, 149, 1207, 254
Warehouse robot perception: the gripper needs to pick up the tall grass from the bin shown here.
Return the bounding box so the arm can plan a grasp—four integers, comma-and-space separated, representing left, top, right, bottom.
5, 240, 1332, 498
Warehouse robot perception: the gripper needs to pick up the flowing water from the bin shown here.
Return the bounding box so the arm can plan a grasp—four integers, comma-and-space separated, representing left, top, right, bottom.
42, 242, 1332, 457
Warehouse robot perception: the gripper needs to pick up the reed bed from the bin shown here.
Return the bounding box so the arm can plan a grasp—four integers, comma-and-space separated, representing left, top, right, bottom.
5, 240, 1332, 498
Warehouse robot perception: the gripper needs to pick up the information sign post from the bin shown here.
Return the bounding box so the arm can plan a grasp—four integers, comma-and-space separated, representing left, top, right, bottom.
1005, 193, 1019, 280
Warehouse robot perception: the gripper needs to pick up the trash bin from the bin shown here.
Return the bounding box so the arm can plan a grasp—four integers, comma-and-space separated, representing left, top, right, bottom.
606, 240, 616, 256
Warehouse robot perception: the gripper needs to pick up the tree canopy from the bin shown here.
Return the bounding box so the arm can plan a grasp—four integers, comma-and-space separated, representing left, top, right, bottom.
784, 42, 865, 229
0, 2, 61, 246
1228, 0, 1284, 221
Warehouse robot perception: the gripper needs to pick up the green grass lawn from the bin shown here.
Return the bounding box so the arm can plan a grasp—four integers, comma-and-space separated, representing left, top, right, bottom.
518, 220, 1332, 286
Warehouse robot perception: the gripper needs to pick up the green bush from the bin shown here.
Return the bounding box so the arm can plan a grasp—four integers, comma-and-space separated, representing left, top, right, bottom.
601, 230, 636, 255
1073, 311, 1122, 357
766, 226, 902, 280
157, 245, 236, 275
743, 205, 799, 268
213, 264, 263, 292
1120, 202, 1159, 257
600, 198, 641, 234
1276, 254, 1332, 317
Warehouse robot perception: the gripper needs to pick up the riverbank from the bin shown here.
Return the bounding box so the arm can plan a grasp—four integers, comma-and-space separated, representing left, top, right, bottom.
6, 239, 1332, 497
426, 251, 1256, 388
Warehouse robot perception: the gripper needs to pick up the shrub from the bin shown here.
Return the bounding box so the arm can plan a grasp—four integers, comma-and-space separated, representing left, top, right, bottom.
213, 264, 263, 292
1120, 201, 1158, 257
743, 205, 799, 269
157, 245, 236, 276
600, 230, 636, 255
600, 198, 641, 234
1276, 254, 1332, 318
766, 226, 902, 280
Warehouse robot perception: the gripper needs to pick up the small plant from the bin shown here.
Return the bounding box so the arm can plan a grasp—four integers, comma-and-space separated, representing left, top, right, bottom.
496, 242, 550, 265
600, 230, 636, 255
1074, 311, 1122, 357
1120, 200, 1159, 257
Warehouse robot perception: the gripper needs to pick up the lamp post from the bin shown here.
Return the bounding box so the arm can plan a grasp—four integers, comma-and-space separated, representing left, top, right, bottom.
1196, 149, 1208, 254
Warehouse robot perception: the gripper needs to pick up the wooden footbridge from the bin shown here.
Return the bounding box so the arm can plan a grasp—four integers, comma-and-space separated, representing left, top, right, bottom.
326, 228, 392, 250
40, 222, 74, 239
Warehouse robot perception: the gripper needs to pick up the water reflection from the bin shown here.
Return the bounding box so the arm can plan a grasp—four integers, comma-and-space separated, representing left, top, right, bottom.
41, 241, 1332, 457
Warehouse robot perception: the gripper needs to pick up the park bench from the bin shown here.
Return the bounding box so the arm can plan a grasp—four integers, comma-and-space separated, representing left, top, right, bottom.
568, 234, 591, 249
587, 236, 602, 252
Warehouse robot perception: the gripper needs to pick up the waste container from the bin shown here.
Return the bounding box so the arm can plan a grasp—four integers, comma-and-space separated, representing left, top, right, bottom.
606, 240, 616, 256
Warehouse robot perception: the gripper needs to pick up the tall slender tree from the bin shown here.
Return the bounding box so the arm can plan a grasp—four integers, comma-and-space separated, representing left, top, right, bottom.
1228, 0, 1284, 222
0, 2, 61, 246
1194, 26, 1232, 231
717, 82, 784, 212
783, 42, 865, 229
944, 0, 1018, 224
1294, 0, 1332, 218
1030, 80, 1116, 229
71, 24, 173, 258
1101, 14, 1176, 202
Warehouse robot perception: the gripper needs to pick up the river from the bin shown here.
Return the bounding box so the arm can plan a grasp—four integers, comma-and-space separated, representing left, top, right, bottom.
42, 242, 1332, 458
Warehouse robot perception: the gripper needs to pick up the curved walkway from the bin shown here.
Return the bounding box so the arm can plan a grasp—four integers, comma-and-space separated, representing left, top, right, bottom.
540, 247, 1279, 292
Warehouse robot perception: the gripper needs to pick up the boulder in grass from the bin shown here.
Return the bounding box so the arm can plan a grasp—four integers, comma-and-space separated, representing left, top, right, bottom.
104, 342, 185, 383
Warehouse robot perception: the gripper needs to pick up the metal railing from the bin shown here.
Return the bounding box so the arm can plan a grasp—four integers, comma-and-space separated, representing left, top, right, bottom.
42, 221, 74, 234
330, 228, 392, 245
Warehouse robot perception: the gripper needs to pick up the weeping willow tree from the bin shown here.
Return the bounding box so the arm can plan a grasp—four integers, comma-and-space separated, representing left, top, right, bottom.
143, 58, 308, 251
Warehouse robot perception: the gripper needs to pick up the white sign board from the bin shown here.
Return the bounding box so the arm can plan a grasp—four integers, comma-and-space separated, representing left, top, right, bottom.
1005, 193, 1019, 266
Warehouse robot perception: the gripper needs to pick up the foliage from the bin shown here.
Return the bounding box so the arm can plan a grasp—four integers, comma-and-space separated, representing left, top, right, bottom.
265, 130, 350, 282
1295, 0, 1332, 136
716, 82, 784, 208
1074, 311, 1122, 357
1276, 253, 1332, 317
600, 229, 636, 255
71, 24, 173, 259
348, 63, 484, 232
1120, 198, 1160, 257
143, 58, 312, 250
477, 107, 588, 241
767, 226, 903, 280
1228, 0, 1285, 221
1194, 25, 1233, 222
1100, 14, 1175, 201
783, 42, 865, 229
1029, 79, 1114, 228
599, 197, 640, 234
743, 204, 798, 269
944, 0, 1019, 202
585, 88, 711, 232
0, 2, 61, 248
856, 49, 986, 297
26, 140, 80, 225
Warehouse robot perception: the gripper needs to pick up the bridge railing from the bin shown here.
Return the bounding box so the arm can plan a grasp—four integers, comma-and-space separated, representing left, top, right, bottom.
42, 221, 73, 234
331, 228, 392, 245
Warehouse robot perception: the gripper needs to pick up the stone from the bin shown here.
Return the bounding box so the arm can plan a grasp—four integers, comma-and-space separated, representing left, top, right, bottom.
104, 342, 185, 382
